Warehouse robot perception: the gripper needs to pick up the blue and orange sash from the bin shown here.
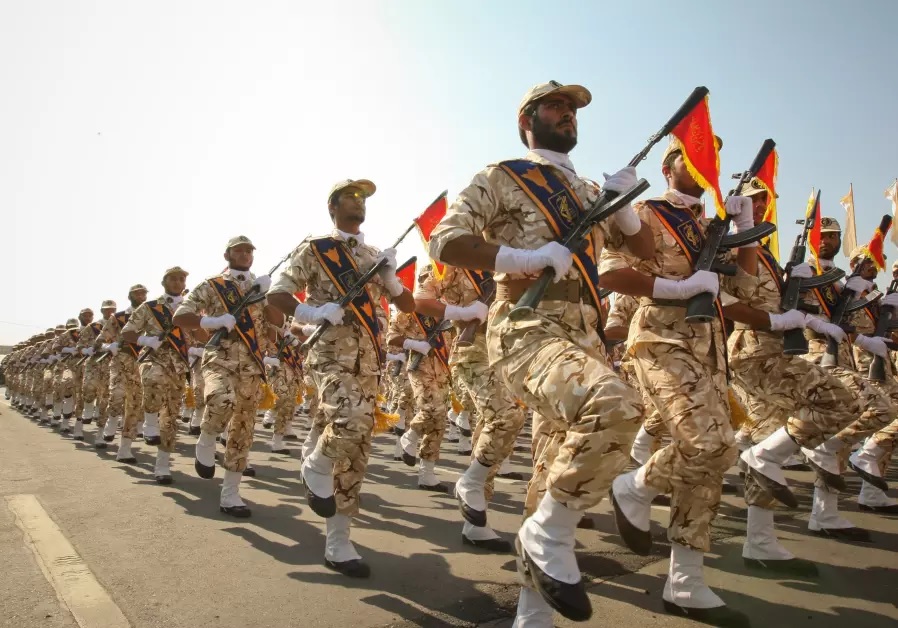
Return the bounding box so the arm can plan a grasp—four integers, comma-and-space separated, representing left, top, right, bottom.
461, 268, 495, 301
207, 277, 266, 377
812, 278, 840, 320
497, 160, 602, 311
282, 344, 302, 375
411, 313, 449, 372
114, 311, 140, 358
144, 300, 189, 364
309, 237, 384, 365
758, 245, 784, 294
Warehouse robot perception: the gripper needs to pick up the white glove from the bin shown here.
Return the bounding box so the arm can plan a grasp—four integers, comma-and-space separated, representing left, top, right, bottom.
726, 196, 755, 232
200, 314, 237, 332
881, 293, 898, 308
495, 242, 573, 282
652, 270, 719, 300
374, 248, 404, 297
444, 301, 489, 322
300, 324, 318, 337
263, 356, 280, 368
102, 342, 120, 355
845, 276, 874, 294
386, 352, 407, 363
61, 347, 76, 355
137, 335, 162, 351
81, 347, 95, 357
769, 309, 806, 332
188, 347, 204, 358
602, 167, 642, 236
790, 262, 814, 279
403, 338, 432, 356
283, 332, 300, 347
805, 316, 847, 343
252, 275, 272, 294
854, 334, 890, 358
293, 302, 345, 326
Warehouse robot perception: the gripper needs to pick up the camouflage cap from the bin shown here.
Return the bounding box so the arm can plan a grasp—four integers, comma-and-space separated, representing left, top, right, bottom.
661, 135, 724, 165
742, 177, 779, 198
100, 299, 117, 310
518, 80, 592, 117
162, 266, 189, 280
79, 307, 93, 315
226, 235, 255, 251
128, 284, 148, 294
820, 217, 841, 233
54, 324, 66, 333
65, 318, 79, 329
328, 179, 376, 204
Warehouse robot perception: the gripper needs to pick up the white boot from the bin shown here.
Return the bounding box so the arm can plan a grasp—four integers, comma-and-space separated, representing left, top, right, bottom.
61, 396, 74, 417
630, 425, 655, 466
59, 413, 71, 432
301, 449, 335, 499
142, 412, 160, 441
498, 456, 515, 476
103, 416, 120, 440
262, 410, 274, 429
808, 487, 855, 530
301, 427, 321, 461
611, 466, 659, 532
324, 514, 362, 563
284, 422, 297, 439
456, 459, 490, 516
72, 420, 84, 440
455, 410, 472, 435
220, 470, 245, 507
393, 435, 404, 460
83, 401, 96, 423
136, 419, 144, 436
741, 427, 799, 486
457, 434, 472, 454
400, 429, 420, 460
517, 493, 581, 585
418, 459, 443, 488
446, 422, 460, 442
155, 450, 172, 479
195, 432, 217, 468
802, 437, 844, 476
849, 439, 885, 478
743, 506, 793, 560
52, 401, 62, 423
271, 432, 288, 453
462, 520, 502, 542
858, 480, 897, 508
190, 408, 202, 428
511, 585, 555, 628
663, 543, 724, 609
116, 437, 135, 461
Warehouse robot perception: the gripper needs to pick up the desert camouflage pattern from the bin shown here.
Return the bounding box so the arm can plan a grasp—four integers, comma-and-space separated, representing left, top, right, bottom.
269, 362, 300, 435
98, 311, 143, 436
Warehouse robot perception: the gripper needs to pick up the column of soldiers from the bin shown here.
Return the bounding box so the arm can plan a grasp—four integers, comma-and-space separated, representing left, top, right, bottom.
4, 79, 898, 628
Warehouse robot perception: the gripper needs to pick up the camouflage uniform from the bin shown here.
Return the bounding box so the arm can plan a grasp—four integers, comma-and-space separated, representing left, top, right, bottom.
268, 350, 302, 437
429, 150, 644, 514
78, 320, 112, 429
600, 190, 757, 552
98, 311, 143, 440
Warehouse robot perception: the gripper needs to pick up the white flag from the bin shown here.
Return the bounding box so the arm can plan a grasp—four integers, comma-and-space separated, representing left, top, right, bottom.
887, 179, 898, 246
840, 184, 857, 256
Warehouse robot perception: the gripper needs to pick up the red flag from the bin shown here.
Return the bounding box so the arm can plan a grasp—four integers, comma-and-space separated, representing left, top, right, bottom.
806, 189, 822, 269
669, 94, 725, 218
380, 295, 390, 324
294, 290, 306, 302
413, 191, 448, 278
858, 215, 892, 271
397, 259, 417, 293
755, 148, 779, 260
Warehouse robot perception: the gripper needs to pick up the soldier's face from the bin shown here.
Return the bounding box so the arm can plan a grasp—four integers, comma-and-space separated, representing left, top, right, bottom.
749, 192, 768, 224
101, 308, 115, 320
79, 312, 94, 325
662, 154, 703, 198
129, 290, 147, 307
856, 259, 878, 281
164, 274, 187, 296
819, 232, 840, 259
330, 189, 367, 228
225, 244, 255, 271
524, 96, 578, 153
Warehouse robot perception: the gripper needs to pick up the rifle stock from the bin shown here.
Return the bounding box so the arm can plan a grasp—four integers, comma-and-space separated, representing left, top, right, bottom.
868, 282, 897, 381
408, 320, 453, 372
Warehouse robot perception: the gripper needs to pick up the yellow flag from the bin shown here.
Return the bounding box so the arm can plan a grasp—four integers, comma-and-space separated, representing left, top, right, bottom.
886, 179, 898, 247
840, 184, 858, 256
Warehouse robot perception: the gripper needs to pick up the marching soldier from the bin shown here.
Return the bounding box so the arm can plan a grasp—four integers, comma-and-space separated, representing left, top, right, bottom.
429, 81, 650, 624
265, 326, 303, 455
121, 267, 192, 484
80, 300, 117, 447
97, 285, 148, 461
68, 308, 94, 438
600, 137, 757, 625
54, 318, 84, 435
268, 178, 416, 578
173, 236, 277, 517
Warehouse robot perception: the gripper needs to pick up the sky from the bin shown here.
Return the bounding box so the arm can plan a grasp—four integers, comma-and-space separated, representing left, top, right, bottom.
3, 0, 897, 345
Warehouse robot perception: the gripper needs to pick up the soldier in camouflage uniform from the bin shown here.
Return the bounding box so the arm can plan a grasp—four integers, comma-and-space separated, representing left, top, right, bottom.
264, 326, 303, 455
67, 308, 94, 438
51, 319, 82, 434
601, 138, 757, 625
384, 346, 413, 461
42, 325, 66, 425
121, 267, 192, 484
430, 81, 650, 624
186, 341, 206, 436
268, 178, 416, 579
174, 236, 278, 517
80, 300, 116, 444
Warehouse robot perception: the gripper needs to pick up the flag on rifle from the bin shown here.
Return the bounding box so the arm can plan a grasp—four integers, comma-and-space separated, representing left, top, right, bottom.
886, 179, 898, 247
806, 189, 822, 271
840, 184, 858, 257
397, 259, 416, 293
855, 215, 892, 272
755, 147, 779, 260
413, 191, 448, 279
668, 93, 725, 218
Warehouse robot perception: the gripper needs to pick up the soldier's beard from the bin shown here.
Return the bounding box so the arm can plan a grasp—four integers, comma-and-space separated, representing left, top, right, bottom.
531, 116, 577, 153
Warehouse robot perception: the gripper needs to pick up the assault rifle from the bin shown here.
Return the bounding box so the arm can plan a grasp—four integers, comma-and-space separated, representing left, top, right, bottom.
868, 278, 898, 382
408, 319, 454, 372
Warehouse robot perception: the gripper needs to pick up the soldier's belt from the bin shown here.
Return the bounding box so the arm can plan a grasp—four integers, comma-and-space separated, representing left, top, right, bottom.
638, 297, 686, 308
495, 279, 587, 304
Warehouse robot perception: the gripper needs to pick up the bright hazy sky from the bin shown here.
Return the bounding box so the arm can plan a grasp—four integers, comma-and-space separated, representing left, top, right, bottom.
4, 1, 897, 344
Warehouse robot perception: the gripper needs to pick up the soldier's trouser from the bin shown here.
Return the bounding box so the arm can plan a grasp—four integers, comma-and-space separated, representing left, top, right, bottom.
83, 364, 110, 426
304, 373, 326, 432
190, 358, 205, 418
451, 335, 525, 501
139, 361, 183, 453
830, 376, 898, 448
632, 343, 735, 553
42, 369, 54, 407
408, 355, 449, 462
201, 361, 261, 473
59, 366, 77, 409
524, 410, 566, 517
271, 372, 299, 435
71, 364, 85, 418
108, 354, 142, 438
488, 302, 642, 513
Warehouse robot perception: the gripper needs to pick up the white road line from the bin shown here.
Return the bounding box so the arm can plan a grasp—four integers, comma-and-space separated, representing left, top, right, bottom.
6, 494, 130, 628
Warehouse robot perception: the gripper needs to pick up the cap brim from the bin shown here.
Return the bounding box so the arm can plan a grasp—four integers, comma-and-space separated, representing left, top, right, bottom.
520, 84, 592, 116
339, 179, 376, 198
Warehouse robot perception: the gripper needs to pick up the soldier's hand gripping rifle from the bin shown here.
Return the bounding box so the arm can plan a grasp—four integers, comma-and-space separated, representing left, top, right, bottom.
509, 86, 723, 319
457, 283, 495, 348
684, 140, 778, 322
780, 190, 845, 355
301, 256, 417, 354
868, 278, 898, 382
407, 319, 454, 372
821, 215, 893, 368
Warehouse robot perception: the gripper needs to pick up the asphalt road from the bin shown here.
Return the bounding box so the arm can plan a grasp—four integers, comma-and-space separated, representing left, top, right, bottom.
1, 390, 896, 628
